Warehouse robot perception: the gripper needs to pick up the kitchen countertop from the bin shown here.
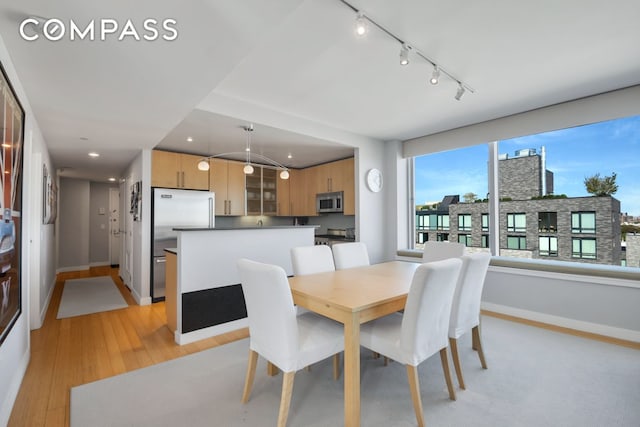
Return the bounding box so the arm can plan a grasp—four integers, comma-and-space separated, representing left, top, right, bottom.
314, 235, 356, 242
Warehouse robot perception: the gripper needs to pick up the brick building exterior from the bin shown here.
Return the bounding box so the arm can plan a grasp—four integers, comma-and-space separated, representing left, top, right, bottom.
416, 148, 623, 265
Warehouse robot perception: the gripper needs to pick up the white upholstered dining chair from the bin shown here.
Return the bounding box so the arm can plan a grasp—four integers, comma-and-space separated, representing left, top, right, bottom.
359, 258, 463, 427
291, 245, 335, 275
237, 258, 344, 427
422, 241, 465, 263
448, 252, 492, 389
332, 242, 370, 270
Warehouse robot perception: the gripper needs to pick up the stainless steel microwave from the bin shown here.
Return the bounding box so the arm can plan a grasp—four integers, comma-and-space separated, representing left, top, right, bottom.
316, 191, 344, 213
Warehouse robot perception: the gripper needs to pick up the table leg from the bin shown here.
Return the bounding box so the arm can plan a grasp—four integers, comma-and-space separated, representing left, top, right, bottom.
344, 314, 360, 427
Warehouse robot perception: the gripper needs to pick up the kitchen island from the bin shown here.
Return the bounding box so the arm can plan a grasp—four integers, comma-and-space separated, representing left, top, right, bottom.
166, 226, 316, 344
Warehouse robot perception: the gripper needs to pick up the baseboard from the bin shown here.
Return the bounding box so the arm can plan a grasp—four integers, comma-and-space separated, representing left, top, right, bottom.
176, 318, 248, 345
129, 287, 152, 306
89, 261, 110, 267
56, 265, 90, 273
481, 302, 640, 344
34, 276, 56, 330
0, 346, 29, 426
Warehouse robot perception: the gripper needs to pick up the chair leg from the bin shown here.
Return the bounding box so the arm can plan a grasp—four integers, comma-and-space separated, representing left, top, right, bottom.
449, 337, 466, 390
472, 326, 488, 369
268, 361, 280, 376
277, 371, 295, 427
406, 365, 426, 427
333, 353, 341, 380
242, 350, 259, 403
439, 348, 456, 401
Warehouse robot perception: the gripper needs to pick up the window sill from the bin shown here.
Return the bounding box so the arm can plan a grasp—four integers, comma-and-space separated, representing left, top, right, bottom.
396, 250, 640, 285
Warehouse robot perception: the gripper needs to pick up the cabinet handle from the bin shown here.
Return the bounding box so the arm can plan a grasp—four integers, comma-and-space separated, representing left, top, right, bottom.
176, 172, 180, 187
181, 171, 185, 187
227, 200, 230, 215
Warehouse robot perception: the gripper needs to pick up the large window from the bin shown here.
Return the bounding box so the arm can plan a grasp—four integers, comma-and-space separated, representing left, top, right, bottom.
413, 114, 639, 268
538, 212, 557, 233
507, 213, 526, 232
572, 212, 596, 234
539, 236, 558, 256
572, 238, 597, 259
507, 236, 527, 250
481, 213, 489, 232
458, 234, 472, 246
458, 214, 472, 232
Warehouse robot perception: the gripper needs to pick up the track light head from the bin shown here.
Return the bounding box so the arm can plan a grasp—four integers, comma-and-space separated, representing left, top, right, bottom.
399, 44, 410, 66
429, 66, 440, 85
455, 84, 466, 101
354, 13, 368, 37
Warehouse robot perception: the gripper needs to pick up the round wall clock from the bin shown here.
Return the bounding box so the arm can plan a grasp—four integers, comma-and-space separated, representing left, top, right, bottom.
366, 168, 383, 192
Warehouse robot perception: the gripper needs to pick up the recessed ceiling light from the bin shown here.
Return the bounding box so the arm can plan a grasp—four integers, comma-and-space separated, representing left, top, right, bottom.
287, 154, 293, 159
186, 137, 193, 142
88, 152, 100, 158
108, 177, 116, 182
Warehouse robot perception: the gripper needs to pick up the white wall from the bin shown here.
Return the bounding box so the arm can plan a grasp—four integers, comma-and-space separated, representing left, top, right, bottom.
0, 34, 55, 426
57, 178, 90, 271
123, 150, 152, 305
482, 265, 640, 342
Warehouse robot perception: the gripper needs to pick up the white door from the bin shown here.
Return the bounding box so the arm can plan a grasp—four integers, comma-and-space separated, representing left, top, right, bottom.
109, 187, 120, 266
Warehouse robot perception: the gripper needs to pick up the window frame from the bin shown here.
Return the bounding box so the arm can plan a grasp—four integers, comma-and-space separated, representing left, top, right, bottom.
572, 237, 597, 259
539, 236, 559, 257
572, 211, 596, 234
507, 235, 527, 250
458, 214, 472, 232
507, 213, 527, 233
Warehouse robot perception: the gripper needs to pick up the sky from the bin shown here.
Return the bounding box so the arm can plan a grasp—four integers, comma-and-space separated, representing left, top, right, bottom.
415, 115, 640, 216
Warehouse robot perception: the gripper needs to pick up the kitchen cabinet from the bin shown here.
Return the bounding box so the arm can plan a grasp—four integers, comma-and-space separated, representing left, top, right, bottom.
336, 157, 355, 215
313, 160, 345, 194
151, 150, 209, 190
246, 166, 277, 216
289, 168, 318, 216
277, 173, 291, 216
209, 159, 245, 216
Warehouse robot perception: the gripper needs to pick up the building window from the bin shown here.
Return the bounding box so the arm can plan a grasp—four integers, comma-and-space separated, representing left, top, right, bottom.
539, 236, 558, 256
481, 234, 489, 248
438, 215, 450, 231
572, 238, 596, 259
572, 212, 596, 234
417, 232, 428, 244
458, 234, 472, 246
507, 213, 526, 232
507, 235, 526, 250
538, 212, 557, 233
437, 233, 449, 242
481, 213, 489, 232
458, 214, 472, 231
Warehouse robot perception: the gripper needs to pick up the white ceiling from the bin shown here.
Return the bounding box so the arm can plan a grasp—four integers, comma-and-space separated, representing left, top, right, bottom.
1, 0, 639, 181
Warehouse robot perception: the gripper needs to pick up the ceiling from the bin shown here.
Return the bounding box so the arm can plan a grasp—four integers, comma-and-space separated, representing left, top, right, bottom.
1, 0, 639, 181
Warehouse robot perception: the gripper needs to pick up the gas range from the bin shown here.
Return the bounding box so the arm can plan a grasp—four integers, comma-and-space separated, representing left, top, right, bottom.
314, 228, 355, 247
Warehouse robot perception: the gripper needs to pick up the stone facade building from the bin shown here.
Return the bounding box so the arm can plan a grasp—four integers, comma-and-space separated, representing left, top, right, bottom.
416, 148, 622, 265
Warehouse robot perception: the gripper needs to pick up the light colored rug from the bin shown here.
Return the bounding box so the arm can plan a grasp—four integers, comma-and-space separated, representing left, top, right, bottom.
70, 316, 640, 427
57, 276, 128, 319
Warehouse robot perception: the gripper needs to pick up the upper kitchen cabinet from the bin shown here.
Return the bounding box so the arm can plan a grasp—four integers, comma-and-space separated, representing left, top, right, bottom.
209, 159, 245, 216
336, 157, 355, 215
246, 166, 277, 216
311, 158, 353, 195
151, 150, 209, 190
276, 172, 291, 216
289, 169, 316, 217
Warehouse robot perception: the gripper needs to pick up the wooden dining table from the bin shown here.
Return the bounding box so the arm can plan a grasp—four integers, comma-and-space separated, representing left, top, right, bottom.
288, 260, 420, 427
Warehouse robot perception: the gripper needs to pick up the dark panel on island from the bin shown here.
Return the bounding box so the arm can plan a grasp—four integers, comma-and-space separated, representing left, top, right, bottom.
181, 284, 247, 333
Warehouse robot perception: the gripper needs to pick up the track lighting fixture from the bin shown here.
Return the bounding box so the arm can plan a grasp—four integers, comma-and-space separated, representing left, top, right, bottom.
354, 12, 368, 37
429, 66, 440, 85
338, 0, 474, 99
399, 44, 410, 66
196, 124, 290, 179
454, 83, 466, 101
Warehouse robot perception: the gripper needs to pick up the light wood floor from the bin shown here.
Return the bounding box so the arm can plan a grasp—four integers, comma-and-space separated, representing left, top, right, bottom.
8, 267, 249, 427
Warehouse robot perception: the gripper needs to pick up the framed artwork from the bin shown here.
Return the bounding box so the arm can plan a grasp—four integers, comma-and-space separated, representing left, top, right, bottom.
0, 61, 24, 346
42, 163, 57, 224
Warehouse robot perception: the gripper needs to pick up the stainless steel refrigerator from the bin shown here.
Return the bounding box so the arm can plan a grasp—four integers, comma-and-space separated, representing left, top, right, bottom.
151, 188, 215, 301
